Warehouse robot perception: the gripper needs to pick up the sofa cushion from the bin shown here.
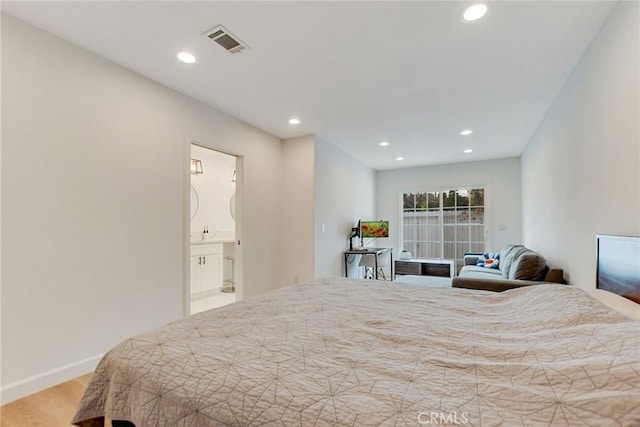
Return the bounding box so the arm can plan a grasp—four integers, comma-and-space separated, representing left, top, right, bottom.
508, 250, 547, 280
499, 244, 527, 278
459, 265, 502, 276
458, 266, 503, 280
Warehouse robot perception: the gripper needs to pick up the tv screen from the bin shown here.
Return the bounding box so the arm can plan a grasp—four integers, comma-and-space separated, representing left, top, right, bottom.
360, 220, 389, 238
596, 234, 640, 303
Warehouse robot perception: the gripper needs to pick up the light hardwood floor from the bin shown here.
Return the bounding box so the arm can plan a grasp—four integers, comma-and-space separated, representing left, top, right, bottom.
0, 373, 94, 427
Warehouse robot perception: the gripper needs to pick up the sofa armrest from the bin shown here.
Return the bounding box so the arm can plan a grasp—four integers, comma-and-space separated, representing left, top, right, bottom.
545, 268, 565, 284
452, 277, 564, 292
463, 254, 481, 266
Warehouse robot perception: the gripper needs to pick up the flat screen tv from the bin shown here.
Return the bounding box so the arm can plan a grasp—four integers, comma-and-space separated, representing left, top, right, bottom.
596, 234, 640, 303
360, 220, 389, 238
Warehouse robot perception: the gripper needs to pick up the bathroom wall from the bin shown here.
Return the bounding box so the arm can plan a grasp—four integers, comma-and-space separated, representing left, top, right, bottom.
190, 145, 236, 240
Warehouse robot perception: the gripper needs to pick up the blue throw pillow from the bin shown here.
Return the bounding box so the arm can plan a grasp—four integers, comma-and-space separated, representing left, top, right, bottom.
476, 252, 500, 269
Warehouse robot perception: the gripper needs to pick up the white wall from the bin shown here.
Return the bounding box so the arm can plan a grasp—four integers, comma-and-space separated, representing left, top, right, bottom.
281, 135, 315, 285
1, 14, 283, 402
376, 157, 522, 261
521, 2, 639, 288
190, 145, 236, 238
314, 136, 376, 277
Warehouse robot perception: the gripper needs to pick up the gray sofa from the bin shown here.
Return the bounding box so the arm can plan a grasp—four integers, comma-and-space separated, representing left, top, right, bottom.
452, 244, 565, 292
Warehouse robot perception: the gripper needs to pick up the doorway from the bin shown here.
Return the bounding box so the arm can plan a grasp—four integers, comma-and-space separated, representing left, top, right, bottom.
189, 144, 240, 314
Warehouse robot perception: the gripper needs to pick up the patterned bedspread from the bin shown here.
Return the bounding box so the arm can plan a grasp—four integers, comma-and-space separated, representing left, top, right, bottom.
73, 278, 640, 426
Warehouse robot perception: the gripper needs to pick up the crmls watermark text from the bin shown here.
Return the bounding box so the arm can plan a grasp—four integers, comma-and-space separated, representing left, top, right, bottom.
417, 411, 470, 425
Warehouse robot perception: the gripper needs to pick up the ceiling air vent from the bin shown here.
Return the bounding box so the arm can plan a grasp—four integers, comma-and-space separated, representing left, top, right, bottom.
204, 25, 249, 54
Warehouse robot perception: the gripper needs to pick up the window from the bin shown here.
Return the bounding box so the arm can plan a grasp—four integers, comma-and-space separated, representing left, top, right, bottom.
402, 188, 485, 272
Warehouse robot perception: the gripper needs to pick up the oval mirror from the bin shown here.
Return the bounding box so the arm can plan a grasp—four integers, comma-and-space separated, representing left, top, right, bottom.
230, 193, 236, 221
190, 185, 199, 220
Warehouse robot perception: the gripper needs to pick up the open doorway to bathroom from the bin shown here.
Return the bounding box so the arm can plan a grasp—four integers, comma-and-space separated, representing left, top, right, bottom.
189, 144, 240, 314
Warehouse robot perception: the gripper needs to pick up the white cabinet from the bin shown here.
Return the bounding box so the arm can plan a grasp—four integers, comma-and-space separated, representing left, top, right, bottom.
190, 243, 223, 295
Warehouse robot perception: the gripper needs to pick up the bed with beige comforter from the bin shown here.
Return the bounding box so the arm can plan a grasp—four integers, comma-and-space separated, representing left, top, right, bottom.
73, 278, 640, 426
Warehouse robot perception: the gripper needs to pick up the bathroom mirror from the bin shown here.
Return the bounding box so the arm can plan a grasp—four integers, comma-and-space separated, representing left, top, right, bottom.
190, 185, 199, 220
230, 193, 236, 221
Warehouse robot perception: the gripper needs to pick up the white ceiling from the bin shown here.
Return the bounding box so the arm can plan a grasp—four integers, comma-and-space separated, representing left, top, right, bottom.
2, 1, 616, 170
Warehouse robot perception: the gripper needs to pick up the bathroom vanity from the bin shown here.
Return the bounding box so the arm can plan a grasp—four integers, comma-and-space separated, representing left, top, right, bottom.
190, 233, 235, 306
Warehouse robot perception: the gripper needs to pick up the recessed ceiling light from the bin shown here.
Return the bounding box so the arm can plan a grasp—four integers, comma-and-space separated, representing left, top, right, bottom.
379, 141, 389, 147
462, 4, 488, 22
464, 149, 473, 154
289, 118, 300, 125
177, 52, 196, 64
396, 156, 404, 161
460, 130, 473, 136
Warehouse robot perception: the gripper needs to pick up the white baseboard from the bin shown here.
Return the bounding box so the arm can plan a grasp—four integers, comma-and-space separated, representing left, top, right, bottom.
0, 354, 104, 405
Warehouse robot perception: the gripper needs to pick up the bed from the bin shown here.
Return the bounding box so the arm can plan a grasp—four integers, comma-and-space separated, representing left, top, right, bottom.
73, 237, 640, 427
